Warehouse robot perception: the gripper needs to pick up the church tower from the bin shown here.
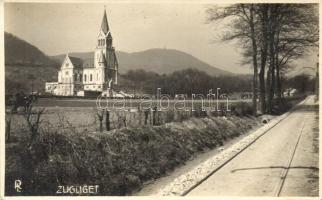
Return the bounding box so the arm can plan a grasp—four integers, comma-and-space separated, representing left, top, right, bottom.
94, 9, 118, 89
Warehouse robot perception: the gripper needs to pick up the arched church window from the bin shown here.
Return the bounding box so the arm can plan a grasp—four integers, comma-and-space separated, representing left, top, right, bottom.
90, 74, 93, 82
102, 39, 105, 46
84, 74, 87, 82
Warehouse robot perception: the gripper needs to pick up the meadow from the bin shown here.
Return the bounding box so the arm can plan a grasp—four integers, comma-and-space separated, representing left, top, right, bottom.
6, 97, 253, 138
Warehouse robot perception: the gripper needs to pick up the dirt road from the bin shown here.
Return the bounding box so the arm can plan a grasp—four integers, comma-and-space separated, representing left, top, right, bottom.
187, 96, 319, 196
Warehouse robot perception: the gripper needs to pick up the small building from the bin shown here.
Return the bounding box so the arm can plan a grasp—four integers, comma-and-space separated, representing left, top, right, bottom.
45, 82, 58, 94
284, 88, 298, 97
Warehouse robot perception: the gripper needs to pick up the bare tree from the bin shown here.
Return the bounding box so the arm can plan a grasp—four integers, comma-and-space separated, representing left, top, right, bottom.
24, 105, 45, 144
207, 4, 260, 115
258, 5, 269, 114
207, 4, 318, 114
274, 4, 319, 101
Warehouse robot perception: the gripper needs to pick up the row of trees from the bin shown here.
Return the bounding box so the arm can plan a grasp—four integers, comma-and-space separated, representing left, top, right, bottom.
120, 68, 252, 96
207, 4, 319, 114
284, 74, 317, 94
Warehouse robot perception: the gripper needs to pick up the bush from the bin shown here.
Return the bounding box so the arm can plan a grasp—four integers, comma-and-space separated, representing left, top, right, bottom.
230, 102, 253, 116
272, 95, 306, 114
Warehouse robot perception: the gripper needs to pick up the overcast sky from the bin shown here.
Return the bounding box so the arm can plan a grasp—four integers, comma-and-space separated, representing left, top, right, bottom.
4, 2, 318, 74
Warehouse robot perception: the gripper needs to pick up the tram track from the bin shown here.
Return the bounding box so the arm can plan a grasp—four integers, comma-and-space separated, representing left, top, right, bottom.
182, 97, 312, 196
274, 119, 306, 196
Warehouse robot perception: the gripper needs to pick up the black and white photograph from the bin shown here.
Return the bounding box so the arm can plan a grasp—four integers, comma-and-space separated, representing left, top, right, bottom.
1, 1, 320, 197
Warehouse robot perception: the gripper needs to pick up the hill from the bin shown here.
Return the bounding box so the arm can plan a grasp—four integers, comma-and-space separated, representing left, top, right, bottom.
5, 32, 58, 66
51, 48, 233, 76
5, 32, 237, 95
5, 32, 59, 94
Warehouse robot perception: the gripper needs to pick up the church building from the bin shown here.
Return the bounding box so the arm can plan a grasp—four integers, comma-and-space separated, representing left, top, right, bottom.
45, 9, 118, 96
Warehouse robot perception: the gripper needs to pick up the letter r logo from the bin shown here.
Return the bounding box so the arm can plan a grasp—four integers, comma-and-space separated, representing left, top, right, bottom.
14, 180, 22, 192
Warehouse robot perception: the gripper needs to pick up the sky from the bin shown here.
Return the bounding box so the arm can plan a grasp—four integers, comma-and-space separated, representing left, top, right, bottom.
4, 2, 318, 75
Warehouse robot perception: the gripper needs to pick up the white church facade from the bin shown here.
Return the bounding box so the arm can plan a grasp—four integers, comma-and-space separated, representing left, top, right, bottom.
45, 9, 118, 96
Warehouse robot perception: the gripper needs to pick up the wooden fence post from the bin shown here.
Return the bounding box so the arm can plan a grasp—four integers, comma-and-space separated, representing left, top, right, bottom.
105, 110, 110, 131
97, 111, 104, 132
144, 109, 149, 125
152, 106, 157, 126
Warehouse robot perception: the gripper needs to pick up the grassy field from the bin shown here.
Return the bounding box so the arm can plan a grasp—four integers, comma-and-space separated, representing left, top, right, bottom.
6, 97, 253, 139
6, 96, 303, 142
32, 97, 251, 107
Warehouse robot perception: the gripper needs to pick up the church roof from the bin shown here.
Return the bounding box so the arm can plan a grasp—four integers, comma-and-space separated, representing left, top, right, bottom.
68, 56, 83, 68
83, 58, 95, 68
101, 10, 110, 35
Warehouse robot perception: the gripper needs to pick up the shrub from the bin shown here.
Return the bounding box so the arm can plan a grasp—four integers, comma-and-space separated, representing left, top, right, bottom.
230, 102, 253, 116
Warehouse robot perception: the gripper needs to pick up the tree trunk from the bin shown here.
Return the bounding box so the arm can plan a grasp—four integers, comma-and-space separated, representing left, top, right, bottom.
268, 41, 276, 113
275, 51, 282, 103
259, 5, 269, 114
266, 6, 277, 114
249, 4, 259, 116
275, 19, 282, 105
266, 66, 272, 113
269, 58, 276, 112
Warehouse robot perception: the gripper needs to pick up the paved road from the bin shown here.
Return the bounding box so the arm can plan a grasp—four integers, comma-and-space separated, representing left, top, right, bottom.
188, 96, 319, 196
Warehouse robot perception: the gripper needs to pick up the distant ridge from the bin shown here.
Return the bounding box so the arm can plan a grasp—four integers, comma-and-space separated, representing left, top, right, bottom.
5, 32, 59, 94
5, 32, 58, 66
51, 48, 233, 76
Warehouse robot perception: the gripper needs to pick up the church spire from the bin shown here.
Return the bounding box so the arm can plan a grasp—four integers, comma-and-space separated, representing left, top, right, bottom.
101, 9, 109, 35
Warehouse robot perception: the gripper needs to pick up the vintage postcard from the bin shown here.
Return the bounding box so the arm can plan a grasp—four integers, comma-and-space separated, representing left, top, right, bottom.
1, 0, 320, 198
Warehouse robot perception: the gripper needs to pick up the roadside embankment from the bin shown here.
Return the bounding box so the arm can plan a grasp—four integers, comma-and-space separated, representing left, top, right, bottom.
6, 115, 261, 195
